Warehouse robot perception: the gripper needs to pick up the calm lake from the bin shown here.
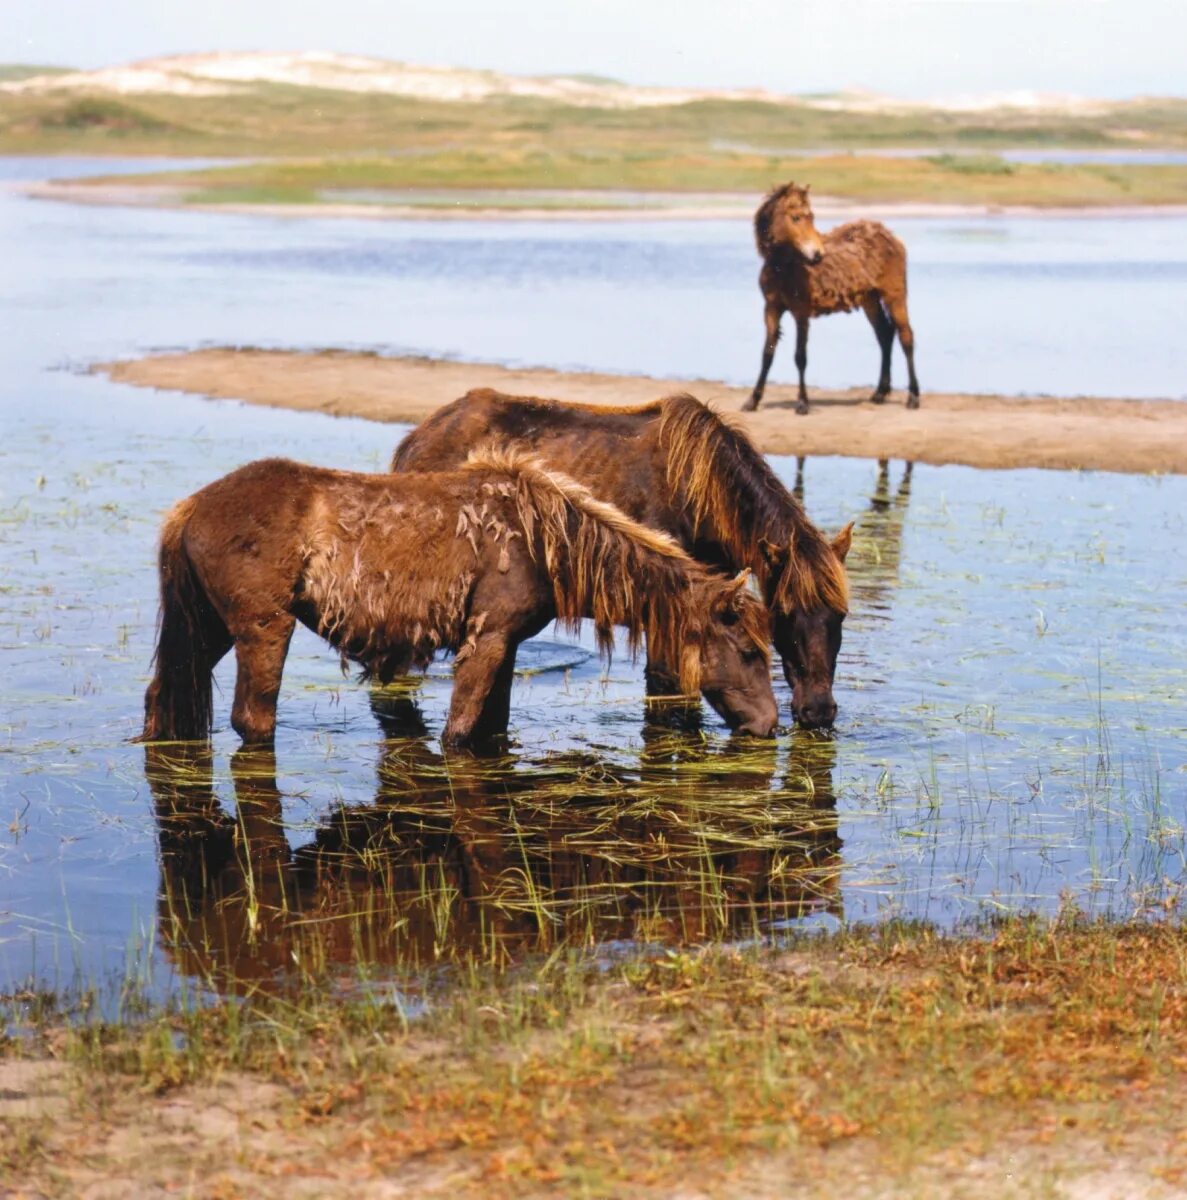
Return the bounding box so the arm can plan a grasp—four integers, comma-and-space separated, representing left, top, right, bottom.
1, 159, 1185, 1003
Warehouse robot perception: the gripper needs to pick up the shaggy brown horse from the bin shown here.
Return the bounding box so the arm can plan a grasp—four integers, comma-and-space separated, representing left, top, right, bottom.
742, 181, 920, 415
139, 448, 778, 748
392, 390, 852, 729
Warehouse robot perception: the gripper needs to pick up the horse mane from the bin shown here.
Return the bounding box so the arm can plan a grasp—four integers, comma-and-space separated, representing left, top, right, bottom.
656, 395, 849, 615
464, 445, 768, 692
754, 181, 809, 257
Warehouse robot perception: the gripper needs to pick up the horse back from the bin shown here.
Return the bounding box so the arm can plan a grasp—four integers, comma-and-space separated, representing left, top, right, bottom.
393, 389, 675, 533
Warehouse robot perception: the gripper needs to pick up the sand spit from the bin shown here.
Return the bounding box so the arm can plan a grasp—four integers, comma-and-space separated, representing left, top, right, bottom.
97, 348, 1187, 475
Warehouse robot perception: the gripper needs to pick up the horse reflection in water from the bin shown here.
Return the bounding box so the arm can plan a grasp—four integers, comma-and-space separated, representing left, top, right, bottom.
793, 458, 913, 625
144, 716, 840, 994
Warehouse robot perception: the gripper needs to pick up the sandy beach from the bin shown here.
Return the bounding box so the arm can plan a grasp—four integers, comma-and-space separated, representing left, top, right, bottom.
97, 348, 1187, 474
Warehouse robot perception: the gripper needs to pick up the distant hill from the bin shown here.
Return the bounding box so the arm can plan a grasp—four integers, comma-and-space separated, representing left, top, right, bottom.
0, 64, 72, 83
2, 51, 1174, 117
2, 51, 1185, 163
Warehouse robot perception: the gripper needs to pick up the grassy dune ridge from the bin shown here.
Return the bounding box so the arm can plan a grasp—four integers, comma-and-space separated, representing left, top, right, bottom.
5, 78, 1187, 207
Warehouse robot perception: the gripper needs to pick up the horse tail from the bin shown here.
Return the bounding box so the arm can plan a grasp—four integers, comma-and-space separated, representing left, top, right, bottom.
138, 497, 225, 742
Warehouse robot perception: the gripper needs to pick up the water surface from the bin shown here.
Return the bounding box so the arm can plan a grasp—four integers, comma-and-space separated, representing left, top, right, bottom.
1, 160, 1185, 1003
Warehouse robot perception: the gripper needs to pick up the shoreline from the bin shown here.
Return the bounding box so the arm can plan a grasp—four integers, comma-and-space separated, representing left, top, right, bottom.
96, 348, 1187, 475
22, 178, 1187, 221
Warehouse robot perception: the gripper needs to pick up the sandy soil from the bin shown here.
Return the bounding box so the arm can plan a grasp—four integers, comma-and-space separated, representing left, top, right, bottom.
22, 179, 1187, 222
4, 1051, 1185, 1198
98, 348, 1187, 474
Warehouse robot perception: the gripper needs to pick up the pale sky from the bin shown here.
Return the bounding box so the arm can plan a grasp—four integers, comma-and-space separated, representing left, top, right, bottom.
5, 0, 1185, 99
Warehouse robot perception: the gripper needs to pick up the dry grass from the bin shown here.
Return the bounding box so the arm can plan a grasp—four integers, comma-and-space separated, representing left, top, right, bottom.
5, 919, 1187, 1196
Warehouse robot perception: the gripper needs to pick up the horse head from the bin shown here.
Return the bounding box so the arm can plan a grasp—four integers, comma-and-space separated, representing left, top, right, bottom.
694, 569, 779, 738
763, 522, 853, 730
758, 182, 825, 265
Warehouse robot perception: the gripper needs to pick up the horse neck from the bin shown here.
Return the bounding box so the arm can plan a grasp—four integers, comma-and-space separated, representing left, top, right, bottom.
521, 473, 701, 677
659, 397, 802, 588
768, 245, 810, 294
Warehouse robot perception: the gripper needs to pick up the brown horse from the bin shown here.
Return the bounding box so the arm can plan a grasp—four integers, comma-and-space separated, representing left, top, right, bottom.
139, 447, 778, 748
392, 389, 852, 729
742, 181, 920, 415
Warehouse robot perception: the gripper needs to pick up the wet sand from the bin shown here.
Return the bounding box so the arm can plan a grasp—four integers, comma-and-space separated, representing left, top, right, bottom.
98, 348, 1187, 474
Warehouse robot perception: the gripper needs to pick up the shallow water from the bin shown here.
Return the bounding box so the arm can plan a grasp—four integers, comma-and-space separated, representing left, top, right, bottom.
1, 159, 1185, 1003
3, 157, 1186, 399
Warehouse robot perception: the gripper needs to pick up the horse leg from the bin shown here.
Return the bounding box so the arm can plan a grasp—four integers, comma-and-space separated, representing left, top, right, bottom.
794, 315, 811, 415
793, 455, 805, 504
742, 303, 782, 412
230, 614, 296, 744
443, 631, 516, 748
885, 294, 920, 409
863, 297, 894, 403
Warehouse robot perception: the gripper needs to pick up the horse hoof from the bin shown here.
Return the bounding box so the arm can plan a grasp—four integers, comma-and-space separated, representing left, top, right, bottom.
795, 403, 810, 416
907, 394, 921, 410
741, 396, 760, 413
870, 391, 888, 405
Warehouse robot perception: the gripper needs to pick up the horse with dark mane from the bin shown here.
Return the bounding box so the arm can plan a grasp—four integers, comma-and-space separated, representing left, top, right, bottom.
392, 390, 852, 729
138, 447, 777, 748
742, 181, 920, 415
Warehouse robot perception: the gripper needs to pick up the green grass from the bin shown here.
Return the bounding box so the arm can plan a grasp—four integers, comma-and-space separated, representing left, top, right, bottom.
2, 78, 1185, 159
6, 75, 1185, 207
85, 150, 1187, 208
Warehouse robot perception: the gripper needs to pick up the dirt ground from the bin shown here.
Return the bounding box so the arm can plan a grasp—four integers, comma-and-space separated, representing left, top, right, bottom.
4, 1054, 1185, 1199
98, 348, 1187, 475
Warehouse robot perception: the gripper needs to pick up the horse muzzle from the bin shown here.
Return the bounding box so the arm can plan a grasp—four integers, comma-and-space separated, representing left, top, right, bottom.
793, 696, 837, 730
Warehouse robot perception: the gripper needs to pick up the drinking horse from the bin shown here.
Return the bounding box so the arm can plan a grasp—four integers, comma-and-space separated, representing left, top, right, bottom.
392, 390, 852, 729
139, 447, 778, 748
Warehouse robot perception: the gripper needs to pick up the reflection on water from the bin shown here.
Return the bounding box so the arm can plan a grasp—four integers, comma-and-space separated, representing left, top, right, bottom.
146, 722, 840, 993
794, 457, 914, 624
2, 161, 1186, 1004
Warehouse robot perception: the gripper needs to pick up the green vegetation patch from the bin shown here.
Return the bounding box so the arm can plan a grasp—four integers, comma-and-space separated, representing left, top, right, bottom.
35, 95, 182, 135
91, 150, 1187, 209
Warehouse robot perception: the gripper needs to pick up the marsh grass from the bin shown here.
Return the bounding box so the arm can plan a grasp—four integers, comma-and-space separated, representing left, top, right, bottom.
6, 916, 1187, 1196
88, 151, 1187, 208
3, 82, 1186, 159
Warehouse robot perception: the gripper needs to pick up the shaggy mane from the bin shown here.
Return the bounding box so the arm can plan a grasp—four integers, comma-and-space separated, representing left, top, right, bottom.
656, 395, 849, 615
464, 445, 770, 690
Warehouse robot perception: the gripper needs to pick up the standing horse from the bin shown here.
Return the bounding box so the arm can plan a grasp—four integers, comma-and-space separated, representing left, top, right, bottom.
392, 390, 852, 729
742, 182, 920, 415
138, 447, 777, 748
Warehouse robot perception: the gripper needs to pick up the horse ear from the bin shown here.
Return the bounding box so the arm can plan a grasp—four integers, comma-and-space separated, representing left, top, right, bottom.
726, 568, 753, 611
831, 521, 855, 563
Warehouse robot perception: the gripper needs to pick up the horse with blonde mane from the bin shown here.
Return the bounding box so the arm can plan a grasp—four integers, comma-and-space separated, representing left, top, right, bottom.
138, 447, 778, 748
392, 390, 852, 729
742, 181, 920, 415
